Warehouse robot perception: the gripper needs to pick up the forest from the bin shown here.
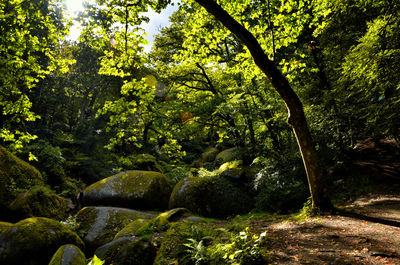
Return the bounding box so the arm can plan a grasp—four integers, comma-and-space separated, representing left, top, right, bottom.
0, 0, 399, 264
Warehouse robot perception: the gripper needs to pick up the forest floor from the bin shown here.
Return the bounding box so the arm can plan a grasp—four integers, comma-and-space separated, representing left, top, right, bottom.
247, 183, 400, 265
246, 139, 400, 264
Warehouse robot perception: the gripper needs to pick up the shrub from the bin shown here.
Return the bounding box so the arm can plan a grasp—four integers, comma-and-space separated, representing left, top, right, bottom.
252, 156, 308, 212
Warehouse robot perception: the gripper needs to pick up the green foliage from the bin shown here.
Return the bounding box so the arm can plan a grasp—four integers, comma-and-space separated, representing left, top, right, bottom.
88, 255, 105, 265
339, 12, 400, 140
183, 226, 267, 265
289, 197, 314, 222
0, 0, 70, 150
164, 166, 193, 186
155, 222, 225, 265
21, 140, 65, 185
252, 155, 308, 212
1, 0, 399, 219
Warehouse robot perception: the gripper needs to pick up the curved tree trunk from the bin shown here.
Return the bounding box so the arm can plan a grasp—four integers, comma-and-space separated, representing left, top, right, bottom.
195, 0, 332, 210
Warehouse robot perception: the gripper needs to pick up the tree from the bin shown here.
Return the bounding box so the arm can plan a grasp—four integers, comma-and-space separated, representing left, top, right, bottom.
89, 0, 332, 210
180, 0, 331, 210
0, 0, 69, 151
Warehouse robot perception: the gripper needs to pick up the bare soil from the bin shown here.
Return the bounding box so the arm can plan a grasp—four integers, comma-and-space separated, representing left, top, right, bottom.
250, 184, 400, 264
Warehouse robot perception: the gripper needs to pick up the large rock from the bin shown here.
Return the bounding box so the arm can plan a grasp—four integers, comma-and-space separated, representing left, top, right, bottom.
48, 244, 86, 265
0, 221, 12, 233
217, 160, 244, 179
95, 236, 156, 265
82, 170, 172, 210
113, 219, 150, 240
0, 146, 43, 220
75, 206, 156, 253
169, 175, 254, 218
201, 147, 219, 163
9, 187, 69, 220
0, 217, 84, 265
214, 147, 239, 166
114, 208, 194, 240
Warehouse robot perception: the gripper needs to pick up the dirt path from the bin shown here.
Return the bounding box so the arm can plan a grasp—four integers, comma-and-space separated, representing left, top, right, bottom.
251, 185, 400, 264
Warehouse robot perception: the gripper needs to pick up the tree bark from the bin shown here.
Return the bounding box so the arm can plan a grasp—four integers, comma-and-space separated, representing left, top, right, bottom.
194, 0, 332, 210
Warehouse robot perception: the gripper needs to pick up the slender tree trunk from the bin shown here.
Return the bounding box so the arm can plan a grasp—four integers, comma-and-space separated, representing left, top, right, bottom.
195, 0, 332, 210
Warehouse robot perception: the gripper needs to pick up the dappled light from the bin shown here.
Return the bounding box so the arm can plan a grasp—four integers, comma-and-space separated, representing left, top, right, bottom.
1, 0, 399, 264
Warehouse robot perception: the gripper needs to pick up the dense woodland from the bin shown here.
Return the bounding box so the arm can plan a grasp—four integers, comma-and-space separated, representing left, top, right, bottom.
1, 0, 400, 264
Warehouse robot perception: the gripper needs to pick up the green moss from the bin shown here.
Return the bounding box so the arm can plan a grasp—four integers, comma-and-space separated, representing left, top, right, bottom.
218, 160, 242, 172
201, 147, 219, 163
75, 206, 156, 254
154, 222, 230, 265
82, 170, 172, 210
0, 217, 84, 265
109, 236, 156, 265
9, 185, 68, 220
132, 208, 194, 237
214, 147, 239, 165
113, 219, 150, 240
48, 244, 86, 265
0, 221, 12, 233
0, 146, 44, 218
217, 160, 244, 179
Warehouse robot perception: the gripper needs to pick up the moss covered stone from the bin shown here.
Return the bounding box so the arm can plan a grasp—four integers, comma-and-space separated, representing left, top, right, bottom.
214, 147, 239, 166
201, 147, 219, 163
217, 160, 244, 180
75, 206, 156, 254
154, 208, 192, 225
126, 208, 195, 238
48, 244, 86, 265
169, 176, 254, 218
0, 217, 84, 265
9, 186, 69, 220
113, 219, 150, 240
94, 237, 136, 262
82, 170, 172, 210
0, 222, 12, 233
0, 146, 44, 219
96, 236, 156, 265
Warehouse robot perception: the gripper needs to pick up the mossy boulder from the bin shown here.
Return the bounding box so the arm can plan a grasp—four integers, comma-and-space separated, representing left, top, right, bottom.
75, 206, 156, 253
0, 146, 44, 220
201, 147, 219, 163
95, 237, 136, 262
215, 147, 239, 166
0, 222, 12, 233
217, 160, 244, 180
153, 208, 192, 225
48, 244, 86, 265
114, 208, 199, 242
0, 217, 84, 265
96, 236, 156, 265
82, 170, 172, 210
169, 176, 254, 218
113, 219, 150, 240
9, 186, 69, 220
